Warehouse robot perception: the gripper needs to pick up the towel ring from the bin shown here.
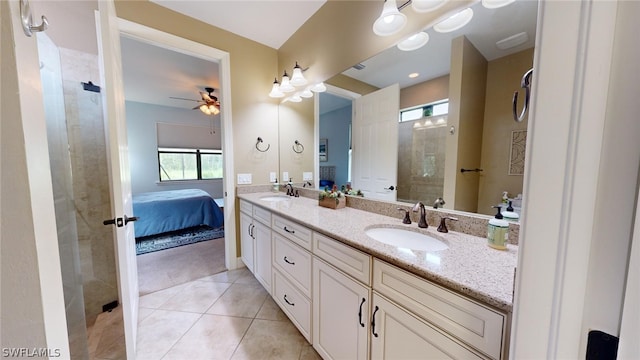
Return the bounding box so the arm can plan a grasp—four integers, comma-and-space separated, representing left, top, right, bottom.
20, 0, 48, 37
256, 137, 270, 152
513, 68, 533, 122
292, 140, 304, 154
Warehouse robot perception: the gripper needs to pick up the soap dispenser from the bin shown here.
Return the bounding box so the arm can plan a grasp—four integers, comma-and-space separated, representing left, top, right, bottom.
272, 178, 280, 192
502, 201, 520, 222
487, 205, 509, 250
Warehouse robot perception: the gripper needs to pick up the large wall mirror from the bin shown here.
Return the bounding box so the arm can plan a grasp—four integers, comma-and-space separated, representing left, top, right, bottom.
280, 0, 538, 218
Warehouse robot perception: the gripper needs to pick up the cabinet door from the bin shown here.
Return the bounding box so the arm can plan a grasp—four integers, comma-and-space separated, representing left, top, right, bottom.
370, 293, 485, 360
313, 258, 370, 360
240, 211, 254, 272
253, 221, 271, 293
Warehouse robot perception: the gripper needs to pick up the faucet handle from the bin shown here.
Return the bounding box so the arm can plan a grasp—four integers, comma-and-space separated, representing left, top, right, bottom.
437, 216, 458, 233
397, 208, 412, 224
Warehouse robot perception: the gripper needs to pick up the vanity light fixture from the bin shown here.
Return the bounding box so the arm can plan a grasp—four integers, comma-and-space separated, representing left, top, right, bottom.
373, 0, 407, 36
310, 82, 327, 92
269, 77, 285, 98
290, 62, 308, 87
300, 87, 314, 98
411, 0, 447, 13
481, 0, 515, 9
288, 93, 302, 103
433, 7, 474, 33
279, 70, 295, 93
397, 31, 430, 51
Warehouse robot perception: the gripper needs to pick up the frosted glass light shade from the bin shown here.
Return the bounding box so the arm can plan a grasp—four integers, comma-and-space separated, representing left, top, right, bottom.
397, 31, 430, 51
280, 71, 295, 93
373, 0, 407, 36
288, 94, 302, 103
290, 62, 307, 87
411, 0, 446, 13
269, 78, 285, 98
310, 82, 326, 92
433, 8, 473, 33
199, 104, 211, 115
482, 0, 515, 9
300, 88, 314, 98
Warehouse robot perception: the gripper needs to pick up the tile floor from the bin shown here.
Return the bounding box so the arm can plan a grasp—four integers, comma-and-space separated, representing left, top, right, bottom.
136, 268, 321, 360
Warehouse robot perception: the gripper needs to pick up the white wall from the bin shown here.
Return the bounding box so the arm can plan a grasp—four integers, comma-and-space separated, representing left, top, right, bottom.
125, 101, 223, 197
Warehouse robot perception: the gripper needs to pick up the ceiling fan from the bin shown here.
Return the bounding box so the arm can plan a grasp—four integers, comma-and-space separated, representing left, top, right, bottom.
170, 87, 221, 115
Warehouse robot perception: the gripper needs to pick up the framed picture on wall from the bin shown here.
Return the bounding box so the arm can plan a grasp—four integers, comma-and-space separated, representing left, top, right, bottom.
319, 138, 328, 162
509, 130, 527, 175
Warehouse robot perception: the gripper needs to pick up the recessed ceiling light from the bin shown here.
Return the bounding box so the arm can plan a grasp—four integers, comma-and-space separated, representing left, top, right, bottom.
433, 8, 474, 33
397, 31, 430, 51
482, 0, 516, 9
409, 72, 420, 78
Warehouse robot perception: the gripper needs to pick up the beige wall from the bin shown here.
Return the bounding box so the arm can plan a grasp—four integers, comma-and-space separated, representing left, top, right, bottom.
444, 36, 488, 213
477, 48, 533, 215
327, 74, 379, 96
400, 74, 450, 109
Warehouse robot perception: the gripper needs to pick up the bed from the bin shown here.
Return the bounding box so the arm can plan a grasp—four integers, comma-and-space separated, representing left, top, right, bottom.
132, 189, 224, 238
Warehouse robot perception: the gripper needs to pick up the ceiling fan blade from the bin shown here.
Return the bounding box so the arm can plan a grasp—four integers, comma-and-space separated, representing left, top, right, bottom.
200, 92, 212, 102
192, 105, 201, 110
169, 96, 200, 102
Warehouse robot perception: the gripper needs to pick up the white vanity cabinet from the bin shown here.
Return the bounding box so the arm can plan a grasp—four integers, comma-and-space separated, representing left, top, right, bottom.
239, 200, 272, 292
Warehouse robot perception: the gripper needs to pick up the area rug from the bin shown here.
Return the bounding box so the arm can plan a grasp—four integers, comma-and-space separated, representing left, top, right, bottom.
135, 225, 225, 255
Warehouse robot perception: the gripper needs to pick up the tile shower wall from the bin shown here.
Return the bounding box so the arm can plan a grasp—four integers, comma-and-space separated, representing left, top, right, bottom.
59, 48, 119, 325
397, 120, 448, 204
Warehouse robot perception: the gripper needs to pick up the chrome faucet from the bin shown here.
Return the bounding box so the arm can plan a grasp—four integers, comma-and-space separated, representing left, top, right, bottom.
412, 202, 428, 228
433, 197, 446, 209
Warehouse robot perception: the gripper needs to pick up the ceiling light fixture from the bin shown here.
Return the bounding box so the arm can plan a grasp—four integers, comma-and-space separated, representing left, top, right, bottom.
397, 31, 430, 51
373, 0, 407, 36
482, 0, 515, 9
411, 0, 447, 13
409, 72, 420, 78
433, 8, 474, 33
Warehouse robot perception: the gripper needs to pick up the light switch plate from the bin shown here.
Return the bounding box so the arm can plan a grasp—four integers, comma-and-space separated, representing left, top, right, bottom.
269, 172, 277, 183
237, 173, 252, 185
303, 172, 313, 181
282, 172, 289, 182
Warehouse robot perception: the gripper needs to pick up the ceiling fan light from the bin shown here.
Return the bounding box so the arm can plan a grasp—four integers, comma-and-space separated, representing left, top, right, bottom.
411, 0, 446, 13
482, 0, 515, 9
290, 62, 307, 87
279, 71, 295, 93
373, 0, 407, 36
210, 105, 220, 115
433, 8, 473, 33
397, 31, 430, 51
269, 78, 285, 98
310, 82, 326, 93
199, 104, 211, 115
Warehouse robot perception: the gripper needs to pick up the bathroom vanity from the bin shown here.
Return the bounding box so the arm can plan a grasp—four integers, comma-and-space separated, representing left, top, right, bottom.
237, 192, 517, 360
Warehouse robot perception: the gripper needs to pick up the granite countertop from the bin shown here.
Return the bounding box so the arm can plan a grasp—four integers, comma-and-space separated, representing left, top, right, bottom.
238, 192, 518, 312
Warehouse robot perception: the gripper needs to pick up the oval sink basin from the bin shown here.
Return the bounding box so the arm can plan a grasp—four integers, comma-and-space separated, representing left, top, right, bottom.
365, 227, 448, 251
259, 195, 291, 202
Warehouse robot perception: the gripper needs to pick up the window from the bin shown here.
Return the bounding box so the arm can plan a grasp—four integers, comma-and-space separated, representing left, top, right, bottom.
400, 99, 449, 122
158, 148, 222, 181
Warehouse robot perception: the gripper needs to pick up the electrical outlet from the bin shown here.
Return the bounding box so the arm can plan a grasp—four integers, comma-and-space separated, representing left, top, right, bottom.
303, 172, 313, 181
269, 172, 277, 183
237, 173, 252, 185
282, 172, 289, 182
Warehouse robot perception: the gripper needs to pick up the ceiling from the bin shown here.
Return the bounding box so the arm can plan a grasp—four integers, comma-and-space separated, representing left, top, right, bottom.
122, 0, 537, 111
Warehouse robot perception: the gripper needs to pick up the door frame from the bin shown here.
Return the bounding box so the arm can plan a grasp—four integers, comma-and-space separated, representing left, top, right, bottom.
116, 19, 238, 270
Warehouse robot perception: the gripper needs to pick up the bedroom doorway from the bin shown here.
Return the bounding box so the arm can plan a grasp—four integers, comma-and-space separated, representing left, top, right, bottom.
117, 19, 237, 288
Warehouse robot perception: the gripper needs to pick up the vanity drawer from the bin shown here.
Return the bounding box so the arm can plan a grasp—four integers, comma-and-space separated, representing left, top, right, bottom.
273, 269, 311, 342
313, 232, 372, 286
253, 205, 271, 226
273, 233, 312, 297
239, 199, 252, 215
373, 260, 506, 360
272, 214, 312, 251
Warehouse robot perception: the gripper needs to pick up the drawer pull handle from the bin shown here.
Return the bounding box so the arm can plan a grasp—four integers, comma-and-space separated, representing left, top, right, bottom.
371, 305, 379, 337
358, 298, 366, 327
284, 294, 295, 306
284, 226, 295, 234
283, 256, 295, 265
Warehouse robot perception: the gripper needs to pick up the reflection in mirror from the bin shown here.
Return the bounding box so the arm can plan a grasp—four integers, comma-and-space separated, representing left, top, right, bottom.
317, 0, 538, 217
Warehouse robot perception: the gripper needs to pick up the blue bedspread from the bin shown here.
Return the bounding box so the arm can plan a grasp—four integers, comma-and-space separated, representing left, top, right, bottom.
132, 189, 224, 238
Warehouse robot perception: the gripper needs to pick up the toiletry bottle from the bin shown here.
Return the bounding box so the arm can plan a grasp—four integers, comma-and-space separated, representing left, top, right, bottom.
272, 178, 280, 192
488, 206, 509, 250
502, 201, 520, 222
